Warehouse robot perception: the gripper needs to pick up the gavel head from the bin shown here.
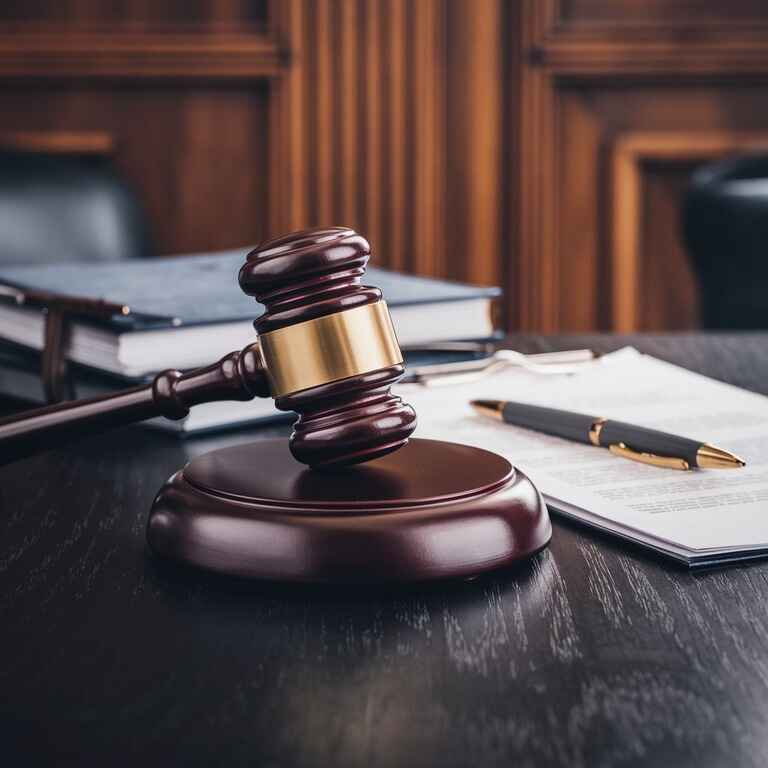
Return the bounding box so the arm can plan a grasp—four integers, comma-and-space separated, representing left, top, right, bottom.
239, 227, 417, 469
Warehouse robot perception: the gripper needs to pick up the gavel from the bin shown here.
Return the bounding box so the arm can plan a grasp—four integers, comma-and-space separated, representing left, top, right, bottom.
0, 227, 417, 469
0, 225, 551, 582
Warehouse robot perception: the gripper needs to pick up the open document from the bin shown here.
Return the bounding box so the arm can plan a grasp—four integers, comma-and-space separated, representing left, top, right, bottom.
397, 347, 768, 566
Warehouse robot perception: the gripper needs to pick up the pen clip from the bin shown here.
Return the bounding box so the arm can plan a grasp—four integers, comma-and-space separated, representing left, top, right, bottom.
608, 442, 691, 471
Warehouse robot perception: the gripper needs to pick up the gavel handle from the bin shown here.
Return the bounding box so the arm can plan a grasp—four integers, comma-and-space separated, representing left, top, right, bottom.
0, 342, 270, 465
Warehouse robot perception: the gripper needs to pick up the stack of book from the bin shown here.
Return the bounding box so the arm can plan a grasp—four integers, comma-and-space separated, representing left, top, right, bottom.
0, 247, 500, 434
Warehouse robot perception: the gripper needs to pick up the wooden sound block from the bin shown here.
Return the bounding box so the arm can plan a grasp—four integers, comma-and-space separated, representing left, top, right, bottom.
147, 438, 551, 583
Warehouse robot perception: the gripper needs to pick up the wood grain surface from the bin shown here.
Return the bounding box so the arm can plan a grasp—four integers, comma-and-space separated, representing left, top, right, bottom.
2, 334, 768, 767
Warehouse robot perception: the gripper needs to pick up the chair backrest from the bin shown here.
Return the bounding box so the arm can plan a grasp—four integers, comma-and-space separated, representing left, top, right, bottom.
683, 154, 768, 329
0, 151, 151, 265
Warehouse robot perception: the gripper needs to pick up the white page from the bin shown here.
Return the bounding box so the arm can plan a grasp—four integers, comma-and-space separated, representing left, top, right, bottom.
396, 348, 768, 559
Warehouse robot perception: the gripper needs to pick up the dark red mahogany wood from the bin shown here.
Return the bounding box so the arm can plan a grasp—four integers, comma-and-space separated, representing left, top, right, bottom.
240, 227, 417, 467
0, 343, 268, 465
147, 438, 552, 583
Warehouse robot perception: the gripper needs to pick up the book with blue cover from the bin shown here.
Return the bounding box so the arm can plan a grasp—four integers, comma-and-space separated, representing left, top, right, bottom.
0, 247, 499, 378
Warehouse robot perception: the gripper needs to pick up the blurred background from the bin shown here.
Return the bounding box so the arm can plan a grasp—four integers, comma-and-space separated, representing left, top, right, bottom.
2, 0, 768, 332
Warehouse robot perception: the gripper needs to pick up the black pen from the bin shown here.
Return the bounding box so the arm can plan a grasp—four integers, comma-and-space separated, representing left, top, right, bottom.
471, 399, 745, 470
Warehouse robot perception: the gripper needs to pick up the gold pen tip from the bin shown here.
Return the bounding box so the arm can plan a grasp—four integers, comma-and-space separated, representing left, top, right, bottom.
696, 444, 746, 469
470, 400, 504, 420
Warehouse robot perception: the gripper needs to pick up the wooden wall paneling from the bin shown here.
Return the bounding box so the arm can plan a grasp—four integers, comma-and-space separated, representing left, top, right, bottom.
609, 132, 768, 331
557, 0, 768, 27
384, 0, 406, 272
339, 0, 360, 231
0, 2, 287, 257
515, 0, 768, 332
172, 88, 269, 253
363, 0, 384, 259
514, 0, 560, 331
267, 0, 453, 279
268, 0, 306, 232
411, 0, 445, 277
445, 0, 502, 286
111, 88, 192, 253
609, 133, 642, 333
0, 131, 113, 155
0, 32, 284, 79
558, 91, 603, 330
266, 0, 509, 296
640, 163, 701, 331
313, 0, 334, 226
539, 1, 768, 77
9, 0, 768, 332
1, 84, 272, 256
0, 1, 269, 29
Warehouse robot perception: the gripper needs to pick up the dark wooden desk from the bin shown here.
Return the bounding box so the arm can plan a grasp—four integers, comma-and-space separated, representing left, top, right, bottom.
2, 334, 768, 768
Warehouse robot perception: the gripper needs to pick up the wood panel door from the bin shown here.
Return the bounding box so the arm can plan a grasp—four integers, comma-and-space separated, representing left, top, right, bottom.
513, 0, 768, 331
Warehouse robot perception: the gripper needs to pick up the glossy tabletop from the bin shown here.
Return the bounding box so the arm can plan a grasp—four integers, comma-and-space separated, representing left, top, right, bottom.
2, 333, 768, 767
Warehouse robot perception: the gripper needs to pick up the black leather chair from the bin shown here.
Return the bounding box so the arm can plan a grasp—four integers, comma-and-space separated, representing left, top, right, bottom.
683, 154, 768, 329
0, 151, 151, 265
